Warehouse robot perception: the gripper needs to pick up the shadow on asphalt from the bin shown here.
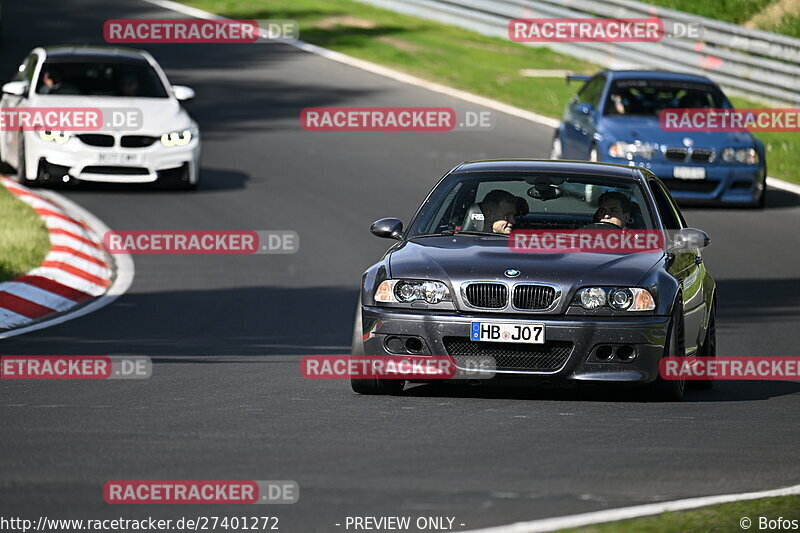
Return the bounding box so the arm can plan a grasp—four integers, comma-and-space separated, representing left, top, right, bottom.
680, 186, 800, 211
33, 167, 250, 193
402, 379, 800, 402
715, 278, 800, 323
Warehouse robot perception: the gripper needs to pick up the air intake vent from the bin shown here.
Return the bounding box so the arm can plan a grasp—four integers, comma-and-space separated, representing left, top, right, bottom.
464, 283, 507, 309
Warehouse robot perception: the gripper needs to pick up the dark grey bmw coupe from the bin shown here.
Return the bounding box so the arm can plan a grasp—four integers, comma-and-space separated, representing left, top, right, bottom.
352, 160, 716, 401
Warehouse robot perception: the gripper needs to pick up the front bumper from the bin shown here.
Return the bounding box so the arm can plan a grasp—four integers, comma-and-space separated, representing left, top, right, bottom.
361, 306, 670, 384
603, 157, 765, 205
24, 131, 200, 184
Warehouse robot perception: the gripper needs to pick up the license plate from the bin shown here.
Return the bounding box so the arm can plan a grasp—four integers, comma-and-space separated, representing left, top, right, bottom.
97, 152, 143, 165
673, 166, 705, 180
470, 322, 545, 344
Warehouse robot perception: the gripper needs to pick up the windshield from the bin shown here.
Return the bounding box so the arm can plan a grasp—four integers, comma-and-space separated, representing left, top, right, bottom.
34, 59, 169, 97
603, 79, 729, 117
407, 172, 657, 237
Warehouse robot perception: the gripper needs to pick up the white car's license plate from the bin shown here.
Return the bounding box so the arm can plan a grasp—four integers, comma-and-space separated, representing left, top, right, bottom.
97, 152, 144, 165
470, 322, 545, 344
673, 166, 705, 180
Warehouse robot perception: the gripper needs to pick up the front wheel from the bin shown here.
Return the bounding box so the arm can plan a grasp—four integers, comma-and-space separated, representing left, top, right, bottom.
647, 308, 686, 401
550, 135, 563, 159
349, 303, 405, 395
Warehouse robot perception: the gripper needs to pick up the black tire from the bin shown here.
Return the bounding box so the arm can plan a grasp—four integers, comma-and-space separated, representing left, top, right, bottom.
349, 303, 404, 395
648, 307, 686, 402
691, 302, 716, 390
15, 135, 28, 185
550, 134, 563, 160
756, 184, 767, 209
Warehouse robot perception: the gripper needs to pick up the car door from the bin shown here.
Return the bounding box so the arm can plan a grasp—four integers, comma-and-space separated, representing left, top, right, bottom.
651, 179, 706, 355
0, 52, 38, 166
563, 74, 605, 159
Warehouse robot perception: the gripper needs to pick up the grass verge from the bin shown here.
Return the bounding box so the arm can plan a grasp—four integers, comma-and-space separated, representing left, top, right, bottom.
643, 0, 800, 38
0, 183, 50, 282
561, 494, 800, 532
180, 0, 800, 185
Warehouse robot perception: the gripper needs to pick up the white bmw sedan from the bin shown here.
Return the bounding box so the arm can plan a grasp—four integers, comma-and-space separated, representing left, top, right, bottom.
0, 46, 200, 189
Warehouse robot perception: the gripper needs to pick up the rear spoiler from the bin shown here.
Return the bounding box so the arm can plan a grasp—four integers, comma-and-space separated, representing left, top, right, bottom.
566, 74, 592, 84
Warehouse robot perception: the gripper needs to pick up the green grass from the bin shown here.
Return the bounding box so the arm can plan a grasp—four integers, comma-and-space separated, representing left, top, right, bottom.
561, 495, 800, 533
179, 0, 800, 185
643, 0, 800, 39
636, 0, 774, 25
0, 183, 50, 282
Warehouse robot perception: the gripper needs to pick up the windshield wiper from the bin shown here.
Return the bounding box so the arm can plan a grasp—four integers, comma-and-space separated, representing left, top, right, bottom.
410, 230, 504, 239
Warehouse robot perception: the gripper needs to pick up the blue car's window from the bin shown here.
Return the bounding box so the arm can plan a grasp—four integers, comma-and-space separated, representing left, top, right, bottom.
604, 79, 728, 117
409, 173, 657, 236
34, 59, 168, 98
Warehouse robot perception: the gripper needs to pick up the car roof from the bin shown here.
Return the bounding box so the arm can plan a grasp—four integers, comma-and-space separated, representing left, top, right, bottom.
41, 46, 150, 62
604, 69, 716, 85
451, 159, 649, 182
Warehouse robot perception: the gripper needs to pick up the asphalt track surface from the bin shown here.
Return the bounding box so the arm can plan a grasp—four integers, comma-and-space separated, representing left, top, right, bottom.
1, 1, 800, 531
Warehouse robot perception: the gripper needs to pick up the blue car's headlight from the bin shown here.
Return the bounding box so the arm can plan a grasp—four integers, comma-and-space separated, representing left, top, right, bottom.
608, 141, 657, 160
721, 147, 759, 165
375, 279, 452, 304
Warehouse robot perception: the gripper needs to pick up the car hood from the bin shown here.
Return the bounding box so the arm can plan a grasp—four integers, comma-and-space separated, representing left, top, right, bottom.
27, 95, 192, 135
599, 116, 755, 147
389, 236, 663, 312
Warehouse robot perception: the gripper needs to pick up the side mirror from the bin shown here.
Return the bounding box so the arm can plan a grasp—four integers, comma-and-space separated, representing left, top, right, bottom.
576, 102, 594, 116
172, 85, 195, 101
370, 218, 403, 240
667, 228, 710, 253
2, 81, 28, 97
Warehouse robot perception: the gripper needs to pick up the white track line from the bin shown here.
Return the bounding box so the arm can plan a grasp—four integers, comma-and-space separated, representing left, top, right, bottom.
461, 483, 800, 532
144, 0, 799, 194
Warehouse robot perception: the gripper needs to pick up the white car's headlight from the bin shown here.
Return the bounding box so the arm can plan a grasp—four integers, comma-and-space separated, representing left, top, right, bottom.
721, 147, 759, 164
608, 141, 657, 160
574, 287, 655, 311
160, 129, 193, 147
375, 279, 452, 304
38, 130, 70, 144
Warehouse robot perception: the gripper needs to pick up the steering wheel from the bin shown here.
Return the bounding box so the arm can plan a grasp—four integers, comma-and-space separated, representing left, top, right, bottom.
583, 221, 622, 229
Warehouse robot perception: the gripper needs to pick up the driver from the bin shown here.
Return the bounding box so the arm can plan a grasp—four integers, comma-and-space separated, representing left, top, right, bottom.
481, 189, 518, 234
593, 191, 631, 228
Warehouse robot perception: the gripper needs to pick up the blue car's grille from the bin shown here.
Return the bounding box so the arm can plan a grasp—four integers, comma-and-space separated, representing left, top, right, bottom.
464, 283, 507, 308
513, 284, 557, 310
664, 146, 715, 163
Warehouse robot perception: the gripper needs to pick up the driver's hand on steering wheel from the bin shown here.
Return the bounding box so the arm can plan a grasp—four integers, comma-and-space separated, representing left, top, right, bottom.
492, 219, 513, 234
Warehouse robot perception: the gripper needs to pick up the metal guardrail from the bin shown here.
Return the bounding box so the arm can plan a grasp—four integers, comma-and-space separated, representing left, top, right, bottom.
359, 0, 800, 105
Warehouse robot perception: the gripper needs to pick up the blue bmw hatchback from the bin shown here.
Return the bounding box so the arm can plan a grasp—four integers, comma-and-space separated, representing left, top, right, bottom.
551, 70, 767, 207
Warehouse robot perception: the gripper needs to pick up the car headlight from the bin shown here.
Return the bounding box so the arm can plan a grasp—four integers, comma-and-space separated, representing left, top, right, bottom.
38, 130, 70, 144
375, 279, 452, 304
608, 141, 657, 160
721, 147, 759, 164
160, 129, 193, 147
574, 287, 655, 311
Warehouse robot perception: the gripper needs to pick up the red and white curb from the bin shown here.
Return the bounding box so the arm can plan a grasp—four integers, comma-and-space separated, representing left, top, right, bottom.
0, 177, 134, 338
